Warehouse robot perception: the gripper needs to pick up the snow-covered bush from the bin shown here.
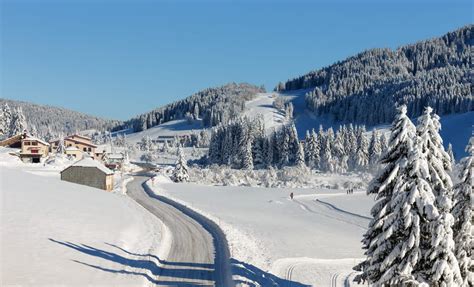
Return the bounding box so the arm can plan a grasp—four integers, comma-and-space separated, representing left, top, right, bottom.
172, 146, 189, 182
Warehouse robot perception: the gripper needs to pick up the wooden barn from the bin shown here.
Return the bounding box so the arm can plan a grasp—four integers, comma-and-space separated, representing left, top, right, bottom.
61, 158, 114, 191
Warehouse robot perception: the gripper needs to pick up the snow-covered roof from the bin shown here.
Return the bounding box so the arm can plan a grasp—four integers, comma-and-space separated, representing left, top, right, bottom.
63, 158, 114, 175
23, 135, 50, 146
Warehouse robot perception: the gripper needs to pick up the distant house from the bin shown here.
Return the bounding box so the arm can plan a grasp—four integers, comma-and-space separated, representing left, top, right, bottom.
60, 158, 114, 191
20, 135, 50, 163
50, 134, 98, 159
0, 133, 50, 163
103, 152, 125, 170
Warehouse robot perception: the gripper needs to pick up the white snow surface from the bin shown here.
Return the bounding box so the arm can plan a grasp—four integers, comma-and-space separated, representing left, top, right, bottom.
0, 149, 166, 286
148, 177, 373, 286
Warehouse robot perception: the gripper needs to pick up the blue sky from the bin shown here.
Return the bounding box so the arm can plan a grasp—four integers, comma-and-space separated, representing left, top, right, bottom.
1, 0, 471, 120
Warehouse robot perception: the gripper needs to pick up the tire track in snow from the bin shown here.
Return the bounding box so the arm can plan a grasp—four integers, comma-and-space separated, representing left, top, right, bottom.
331, 272, 339, 287
284, 263, 299, 287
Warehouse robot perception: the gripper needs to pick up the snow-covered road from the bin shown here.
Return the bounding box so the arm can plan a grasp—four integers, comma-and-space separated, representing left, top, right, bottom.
126, 174, 234, 286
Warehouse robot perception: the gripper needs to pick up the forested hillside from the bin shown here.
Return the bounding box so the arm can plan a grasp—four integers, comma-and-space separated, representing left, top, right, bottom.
276, 25, 472, 125
0, 98, 121, 139
115, 82, 265, 132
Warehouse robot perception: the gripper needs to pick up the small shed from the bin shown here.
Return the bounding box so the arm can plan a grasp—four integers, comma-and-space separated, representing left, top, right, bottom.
61, 158, 114, 191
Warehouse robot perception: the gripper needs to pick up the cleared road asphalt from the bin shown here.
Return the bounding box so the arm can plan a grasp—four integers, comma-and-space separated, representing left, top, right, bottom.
126, 174, 234, 287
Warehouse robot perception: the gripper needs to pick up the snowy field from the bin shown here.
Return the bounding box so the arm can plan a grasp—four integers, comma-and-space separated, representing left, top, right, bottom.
147, 177, 373, 286
0, 149, 166, 286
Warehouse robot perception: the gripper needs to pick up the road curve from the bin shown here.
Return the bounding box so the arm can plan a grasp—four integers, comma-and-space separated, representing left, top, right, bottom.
126, 173, 234, 287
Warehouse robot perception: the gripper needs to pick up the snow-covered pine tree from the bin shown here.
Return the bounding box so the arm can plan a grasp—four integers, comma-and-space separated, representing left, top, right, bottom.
451, 137, 474, 286
304, 129, 319, 168
30, 125, 38, 137
447, 143, 455, 165
222, 128, 233, 165
346, 124, 358, 170
320, 129, 334, 172
333, 128, 347, 173
296, 141, 305, 167
310, 129, 320, 169
208, 129, 221, 163
173, 145, 189, 182
355, 126, 369, 170
8, 107, 27, 137
359, 136, 440, 286
140, 136, 153, 152
416, 106, 462, 286
354, 105, 417, 284
242, 134, 254, 170
252, 116, 265, 167
288, 123, 300, 164
369, 129, 382, 167
56, 137, 66, 155
0, 103, 12, 138
193, 103, 200, 120
380, 132, 389, 153
279, 126, 290, 166
304, 130, 311, 163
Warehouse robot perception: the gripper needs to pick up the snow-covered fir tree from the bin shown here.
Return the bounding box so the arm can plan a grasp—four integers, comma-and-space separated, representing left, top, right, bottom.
0, 103, 12, 138
56, 137, 66, 155
416, 106, 462, 285
263, 136, 274, 167
304, 129, 320, 168
354, 105, 418, 284
173, 146, 189, 182
447, 143, 455, 165
295, 141, 305, 167
369, 130, 383, 166
320, 129, 334, 172
8, 107, 27, 137
140, 136, 153, 151
242, 134, 254, 170
451, 137, 474, 286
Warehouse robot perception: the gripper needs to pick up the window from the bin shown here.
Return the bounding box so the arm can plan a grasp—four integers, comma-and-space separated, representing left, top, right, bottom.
83, 147, 87, 151
24, 142, 30, 146
31, 149, 38, 154
32, 142, 38, 146
88, 147, 91, 152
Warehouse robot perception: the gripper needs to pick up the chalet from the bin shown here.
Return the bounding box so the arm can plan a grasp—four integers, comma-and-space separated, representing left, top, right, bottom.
60, 158, 114, 191
50, 134, 98, 159
0, 133, 50, 163
20, 135, 50, 163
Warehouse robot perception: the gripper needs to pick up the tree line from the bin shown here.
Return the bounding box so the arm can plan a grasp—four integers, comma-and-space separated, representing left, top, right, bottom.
276, 25, 472, 126
0, 99, 120, 141
114, 83, 265, 133
207, 114, 391, 173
